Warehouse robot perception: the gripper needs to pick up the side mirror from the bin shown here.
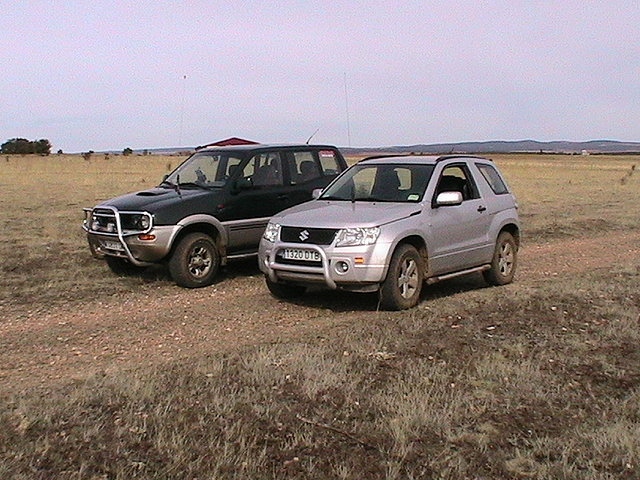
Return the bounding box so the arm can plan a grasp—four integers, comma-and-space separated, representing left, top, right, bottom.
435, 191, 463, 207
162, 174, 169, 182
312, 188, 323, 199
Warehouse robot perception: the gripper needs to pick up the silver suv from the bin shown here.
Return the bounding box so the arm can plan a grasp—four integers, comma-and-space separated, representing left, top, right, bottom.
258, 155, 520, 310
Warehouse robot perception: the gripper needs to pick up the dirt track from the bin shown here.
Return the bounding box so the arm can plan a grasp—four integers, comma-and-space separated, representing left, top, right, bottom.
1, 231, 639, 395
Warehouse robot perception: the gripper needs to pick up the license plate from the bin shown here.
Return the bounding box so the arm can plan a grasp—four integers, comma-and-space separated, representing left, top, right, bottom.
281, 248, 321, 262
101, 239, 124, 251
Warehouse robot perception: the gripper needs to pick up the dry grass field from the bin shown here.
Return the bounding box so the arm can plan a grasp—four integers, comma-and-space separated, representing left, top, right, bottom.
0, 152, 639, 479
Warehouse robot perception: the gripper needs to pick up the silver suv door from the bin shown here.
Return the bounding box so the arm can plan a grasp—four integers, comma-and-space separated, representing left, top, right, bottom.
426, 161, 493, 274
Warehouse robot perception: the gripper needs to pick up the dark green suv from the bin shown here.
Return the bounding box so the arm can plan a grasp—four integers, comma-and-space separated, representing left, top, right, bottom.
83, 144, 347, 287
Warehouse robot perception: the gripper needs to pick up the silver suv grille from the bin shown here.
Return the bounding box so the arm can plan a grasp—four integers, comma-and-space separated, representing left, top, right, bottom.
280, 227, 337, 245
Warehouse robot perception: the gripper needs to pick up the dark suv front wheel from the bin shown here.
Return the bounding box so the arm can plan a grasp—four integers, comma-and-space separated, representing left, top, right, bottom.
169, 233, 220, 288
379, 244, 424, 310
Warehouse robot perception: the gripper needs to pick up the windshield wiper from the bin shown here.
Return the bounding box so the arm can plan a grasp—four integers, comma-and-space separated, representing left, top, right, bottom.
319, 195, 348, 201
354, 196, 390, 202
176, 182, 212, 189
160, 174, 182, 195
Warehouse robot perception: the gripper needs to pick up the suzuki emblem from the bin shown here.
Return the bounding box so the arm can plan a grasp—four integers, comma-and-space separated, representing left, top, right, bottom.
299, 230, 309, 241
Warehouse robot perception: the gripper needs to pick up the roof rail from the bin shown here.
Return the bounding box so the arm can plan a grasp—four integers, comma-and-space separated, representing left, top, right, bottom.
358, 153, 494, 164
358, 153, 419, 163
435, 154, 492, 162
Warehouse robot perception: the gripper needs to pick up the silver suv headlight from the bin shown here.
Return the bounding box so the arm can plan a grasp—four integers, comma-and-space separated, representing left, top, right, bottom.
263, 222, 281, 242
335, 227, 380, 247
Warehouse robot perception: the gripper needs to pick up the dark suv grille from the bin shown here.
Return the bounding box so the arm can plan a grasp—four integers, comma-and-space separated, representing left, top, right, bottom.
92, 208, 117, 233
280, 227, 337, 245
90, 209, 146, 233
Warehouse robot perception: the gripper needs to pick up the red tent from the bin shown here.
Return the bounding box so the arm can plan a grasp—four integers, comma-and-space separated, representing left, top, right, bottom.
198, 137, 259, 149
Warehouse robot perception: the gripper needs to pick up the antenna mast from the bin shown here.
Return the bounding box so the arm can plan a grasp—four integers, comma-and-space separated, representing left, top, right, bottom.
306, 128, 320, 144
343, 72, 352, 147
179, 75, 187, 147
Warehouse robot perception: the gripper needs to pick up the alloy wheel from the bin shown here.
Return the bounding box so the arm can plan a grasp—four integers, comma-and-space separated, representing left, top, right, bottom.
188, 246, 212, 278
398, 258, 419, 299
498, 242, 514, 277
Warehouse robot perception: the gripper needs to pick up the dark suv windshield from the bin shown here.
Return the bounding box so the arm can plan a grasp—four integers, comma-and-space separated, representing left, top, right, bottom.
320, 164, 435, 202
163, 152, 244, 188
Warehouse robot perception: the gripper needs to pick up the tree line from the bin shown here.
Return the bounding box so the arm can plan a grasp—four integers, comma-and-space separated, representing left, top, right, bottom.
1, 139, 155, 157
1, 138, 52, 155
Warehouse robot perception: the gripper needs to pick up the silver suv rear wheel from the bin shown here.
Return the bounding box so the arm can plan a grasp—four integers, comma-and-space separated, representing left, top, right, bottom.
483, 231, 517, 285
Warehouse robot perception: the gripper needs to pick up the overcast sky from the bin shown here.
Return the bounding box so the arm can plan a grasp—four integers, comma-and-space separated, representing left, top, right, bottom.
1, 1, 639, 151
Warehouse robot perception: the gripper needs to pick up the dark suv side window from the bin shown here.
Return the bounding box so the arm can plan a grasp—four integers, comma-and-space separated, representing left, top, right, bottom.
476, 163, 509, 194
434, 164, 480, 201
289, 151, 322, 184
244, 152, 284, 187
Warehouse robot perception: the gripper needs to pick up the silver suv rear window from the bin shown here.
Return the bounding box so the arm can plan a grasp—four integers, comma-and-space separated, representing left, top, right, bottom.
476, 163, 509, 195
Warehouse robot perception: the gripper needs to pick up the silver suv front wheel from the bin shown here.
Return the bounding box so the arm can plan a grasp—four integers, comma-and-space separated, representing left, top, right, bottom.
379, 244, 424, 310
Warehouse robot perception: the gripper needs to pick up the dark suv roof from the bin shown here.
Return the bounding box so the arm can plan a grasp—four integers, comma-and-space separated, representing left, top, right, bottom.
198, 144, 341, 153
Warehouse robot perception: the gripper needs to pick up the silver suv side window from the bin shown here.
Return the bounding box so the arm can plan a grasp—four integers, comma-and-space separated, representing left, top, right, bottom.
244, 152, 284, 187
476, 163, 509, 194
435, 164, 480, 201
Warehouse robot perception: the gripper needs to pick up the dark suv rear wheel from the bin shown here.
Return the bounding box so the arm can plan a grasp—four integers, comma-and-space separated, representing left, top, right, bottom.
169, 233, 220, 288
379, 244, 424, 310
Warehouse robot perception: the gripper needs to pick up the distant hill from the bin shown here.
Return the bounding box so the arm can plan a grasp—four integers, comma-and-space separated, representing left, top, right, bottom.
102, 139, 640, 156
341, 140, 640, 155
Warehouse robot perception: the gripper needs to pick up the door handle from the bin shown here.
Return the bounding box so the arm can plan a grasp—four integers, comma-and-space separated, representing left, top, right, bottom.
477, 205, 487, 212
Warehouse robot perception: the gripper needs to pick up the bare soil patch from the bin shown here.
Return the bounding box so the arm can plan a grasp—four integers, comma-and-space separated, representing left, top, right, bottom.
1, 230, 638, 396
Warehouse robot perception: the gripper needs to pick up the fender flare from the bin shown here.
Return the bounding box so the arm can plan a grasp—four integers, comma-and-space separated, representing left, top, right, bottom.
489, 216, 521, 246
174, 214, 229, 257
383, 230, 430, 279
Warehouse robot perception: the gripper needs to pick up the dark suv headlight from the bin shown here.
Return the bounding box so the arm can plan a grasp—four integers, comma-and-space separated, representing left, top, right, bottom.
121, 213, 152, 231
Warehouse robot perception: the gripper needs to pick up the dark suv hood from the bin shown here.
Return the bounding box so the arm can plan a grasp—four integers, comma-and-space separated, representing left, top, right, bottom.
98, 187, 221, 224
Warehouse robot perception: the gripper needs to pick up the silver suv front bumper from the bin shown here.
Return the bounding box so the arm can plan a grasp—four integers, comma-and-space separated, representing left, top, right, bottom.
259, 239, 392, 291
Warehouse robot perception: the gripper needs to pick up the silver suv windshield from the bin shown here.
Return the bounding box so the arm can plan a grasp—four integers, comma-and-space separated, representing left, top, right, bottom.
320, 163, 435, 203
162, 152, 244, 189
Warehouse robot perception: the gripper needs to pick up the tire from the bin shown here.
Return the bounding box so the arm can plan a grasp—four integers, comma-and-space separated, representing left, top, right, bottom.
168, 233, 220, 288
105, 256, 144, 276
483, 231, 518, 286
265, 276, 306, 299
379, 244, 424, 311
